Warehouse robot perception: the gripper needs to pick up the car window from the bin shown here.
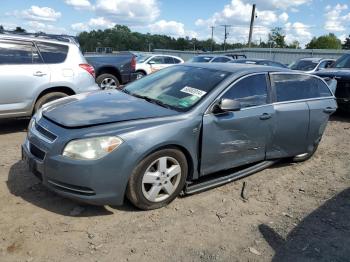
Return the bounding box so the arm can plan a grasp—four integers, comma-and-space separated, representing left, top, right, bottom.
334, 55, 350, 68
36, 42, 68, 64
271, 74, 332, 102
173, 58, 182, 64
0, 40, 42, 64
149, 56, 164, 64
318, 61, 328, 69
124, 65, 230, 111
222, 74, 268, 108
164, 56, 175, 64
189, 56, 213, 63
289, 60, 318, 71
212, 57, 230, 63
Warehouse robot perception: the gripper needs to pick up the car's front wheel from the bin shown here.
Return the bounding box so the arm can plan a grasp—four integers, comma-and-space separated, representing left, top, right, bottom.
126, 148, 188, 210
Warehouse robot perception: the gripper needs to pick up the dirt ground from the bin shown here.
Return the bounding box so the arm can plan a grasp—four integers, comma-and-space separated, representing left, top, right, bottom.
0, 113, 349, 262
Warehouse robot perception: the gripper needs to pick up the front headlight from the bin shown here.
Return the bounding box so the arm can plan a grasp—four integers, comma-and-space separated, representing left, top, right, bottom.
63, 136, 123, 160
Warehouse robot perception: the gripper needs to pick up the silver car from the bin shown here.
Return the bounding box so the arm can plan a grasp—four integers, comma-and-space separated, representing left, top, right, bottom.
289, 58, 335, 73
0, 34, 99, 119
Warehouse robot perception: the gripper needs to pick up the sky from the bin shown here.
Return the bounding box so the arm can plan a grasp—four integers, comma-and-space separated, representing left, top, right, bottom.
0, 0, 350, 46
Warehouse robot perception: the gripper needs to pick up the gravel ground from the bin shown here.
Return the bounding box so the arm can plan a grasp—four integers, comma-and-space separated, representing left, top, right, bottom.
0, 113, 349, 262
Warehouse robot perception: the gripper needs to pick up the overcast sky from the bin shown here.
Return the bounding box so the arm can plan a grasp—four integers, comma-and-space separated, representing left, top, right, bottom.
1, 0, 350, 46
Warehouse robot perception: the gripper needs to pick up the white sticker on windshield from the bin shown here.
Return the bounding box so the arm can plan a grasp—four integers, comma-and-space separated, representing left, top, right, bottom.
180, 86, 207, 98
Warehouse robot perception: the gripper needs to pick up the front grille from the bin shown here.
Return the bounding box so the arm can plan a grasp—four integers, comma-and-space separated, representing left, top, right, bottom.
34, 122, 57, 142
29, 143, 45, 161
48, 180, 95, 196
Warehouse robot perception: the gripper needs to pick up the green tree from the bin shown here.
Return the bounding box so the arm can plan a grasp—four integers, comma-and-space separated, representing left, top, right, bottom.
14, 26, 26, 33
268, 27, 286, 48
306, 33, 342, 49
288, 40, 300, 49
343, 35, 350, 50
0, 25, 4, 33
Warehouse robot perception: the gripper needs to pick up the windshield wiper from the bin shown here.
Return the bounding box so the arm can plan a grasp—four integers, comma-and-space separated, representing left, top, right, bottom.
131, 93, 173, 110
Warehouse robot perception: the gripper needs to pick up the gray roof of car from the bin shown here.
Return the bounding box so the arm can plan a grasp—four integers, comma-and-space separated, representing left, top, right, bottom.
299, 57, 335, 62
183, 62, 289, 74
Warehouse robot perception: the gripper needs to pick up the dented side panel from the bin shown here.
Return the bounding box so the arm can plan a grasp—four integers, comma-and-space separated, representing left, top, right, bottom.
200, 105, 274, 176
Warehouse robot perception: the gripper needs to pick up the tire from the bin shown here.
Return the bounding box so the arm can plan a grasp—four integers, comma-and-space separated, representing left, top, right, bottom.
292, 143, 319, 162
126, 148, 188, 210
34, 92, 68, 113
136, 71, 146, 79
96, 74, 120, 90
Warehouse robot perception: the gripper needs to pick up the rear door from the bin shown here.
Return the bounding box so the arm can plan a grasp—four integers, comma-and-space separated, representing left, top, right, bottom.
0, 40, 50, 115
267, 73, 314, 159
201, 73, 274, 175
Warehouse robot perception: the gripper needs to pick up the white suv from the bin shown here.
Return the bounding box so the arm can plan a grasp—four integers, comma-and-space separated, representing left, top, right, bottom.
135, 54, 184, 79
0, 34, 99, 119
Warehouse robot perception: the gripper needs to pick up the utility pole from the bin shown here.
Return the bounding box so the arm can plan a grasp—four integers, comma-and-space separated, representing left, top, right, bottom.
248, 3, 256, 48
210, 26, 215, 52
220, 25, 232, 51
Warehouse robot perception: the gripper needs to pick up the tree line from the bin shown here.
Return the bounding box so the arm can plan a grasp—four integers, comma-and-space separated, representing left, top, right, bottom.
1, 24, 350, 51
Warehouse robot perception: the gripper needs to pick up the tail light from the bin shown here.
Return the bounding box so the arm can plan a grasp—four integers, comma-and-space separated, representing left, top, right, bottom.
131, 56, 136, 72
79, 64, 95, 78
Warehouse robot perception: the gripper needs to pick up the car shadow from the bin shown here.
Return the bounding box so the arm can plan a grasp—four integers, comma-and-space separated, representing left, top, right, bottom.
259, 188, 350, 262
0, 118, 30, 135
7, 161, 114, 217
329, 111, 350, 123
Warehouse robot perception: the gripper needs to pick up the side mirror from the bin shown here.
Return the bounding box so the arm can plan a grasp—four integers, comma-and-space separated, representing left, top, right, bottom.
218, 98, 241, 112
148, 61, 156, 65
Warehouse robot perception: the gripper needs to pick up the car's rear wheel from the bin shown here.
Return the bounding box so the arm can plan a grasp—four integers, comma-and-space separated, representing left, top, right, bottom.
34, 92, 68, 114
292, 143, 319, 162
126, 148, 188, 210
96, 74, 120, 89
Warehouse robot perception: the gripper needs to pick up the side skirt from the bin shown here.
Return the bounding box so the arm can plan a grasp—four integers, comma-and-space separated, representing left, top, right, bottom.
183, 160, 278, 195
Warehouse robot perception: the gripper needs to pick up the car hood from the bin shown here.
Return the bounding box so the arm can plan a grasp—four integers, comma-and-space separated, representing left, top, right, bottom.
314, 69, 350, 79
42, 90, 179, 128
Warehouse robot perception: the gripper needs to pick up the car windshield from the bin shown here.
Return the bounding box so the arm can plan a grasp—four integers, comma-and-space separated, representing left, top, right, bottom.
123, 65, 230, 111
334, 55, 350, 68
136, 54, 152, 63
188, 56, 213, 63
289, 60, 318, 71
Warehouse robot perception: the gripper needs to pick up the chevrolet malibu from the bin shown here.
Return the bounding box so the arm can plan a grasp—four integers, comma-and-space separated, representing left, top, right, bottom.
22, 64, 337, 210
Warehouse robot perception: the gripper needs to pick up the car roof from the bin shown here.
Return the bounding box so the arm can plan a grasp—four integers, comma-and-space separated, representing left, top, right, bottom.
183, 62, 288, 74
0, 34, 76, 46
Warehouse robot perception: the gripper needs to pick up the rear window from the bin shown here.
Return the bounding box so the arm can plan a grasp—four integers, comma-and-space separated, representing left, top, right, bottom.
0, 40, 42, 64
271, 74, 332, 102
36, 42, 68, 64
289, 60, 318, 71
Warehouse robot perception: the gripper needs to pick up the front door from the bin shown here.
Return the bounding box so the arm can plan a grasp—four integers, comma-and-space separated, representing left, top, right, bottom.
200, 73, 274, 176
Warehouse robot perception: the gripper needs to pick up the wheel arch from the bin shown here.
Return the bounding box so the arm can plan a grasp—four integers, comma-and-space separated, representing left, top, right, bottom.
33, 86, 75, 113
135, 144, 195, 182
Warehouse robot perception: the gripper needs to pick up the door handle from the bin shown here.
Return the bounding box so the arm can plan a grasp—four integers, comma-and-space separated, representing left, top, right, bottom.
323, 107, 336, 114
259, 113, 272, 120
33, 71, 47, 77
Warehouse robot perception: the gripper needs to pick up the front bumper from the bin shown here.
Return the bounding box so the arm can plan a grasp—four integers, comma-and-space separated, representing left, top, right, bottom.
21, 118, 134, 206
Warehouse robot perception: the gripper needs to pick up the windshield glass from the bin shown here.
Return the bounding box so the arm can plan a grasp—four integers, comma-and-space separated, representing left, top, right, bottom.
124, 65, 230, 111
289, 60, 318, 71
334, 55, 350, 68
136, 54, 152, 63
188, 56, 213, 63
